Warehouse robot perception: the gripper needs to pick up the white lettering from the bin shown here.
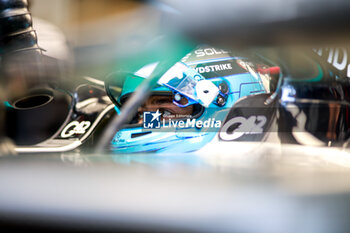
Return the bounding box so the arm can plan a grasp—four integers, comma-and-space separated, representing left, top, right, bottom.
313, 48, 323, 56
61, 121, 91, 138
203, 119, 211, 128
195, 63, 233, 74
333, 48, 348, 71
219, 116, 266, 141
204, 48, 215, 56
314, 47, 350, 78
186, 119, 196, 127
215, 121, 222, 128
178, 121, 184, 128
162, 119, 169, 127
161, 118, 221, 129
327, 48, 334, 63
194, 48, 229, 57
195, 49, 205, 57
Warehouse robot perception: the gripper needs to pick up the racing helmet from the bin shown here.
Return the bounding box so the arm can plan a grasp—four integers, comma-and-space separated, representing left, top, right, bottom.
107, 46, 279, 153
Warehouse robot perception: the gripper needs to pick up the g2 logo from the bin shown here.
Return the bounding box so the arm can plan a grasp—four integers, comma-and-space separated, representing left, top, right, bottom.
61, 121, 91, 138
219, 116, 267, 141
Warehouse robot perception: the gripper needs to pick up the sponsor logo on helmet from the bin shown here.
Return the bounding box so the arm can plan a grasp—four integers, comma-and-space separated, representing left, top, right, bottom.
195, 63, 233, 74
194, 48, 229, 57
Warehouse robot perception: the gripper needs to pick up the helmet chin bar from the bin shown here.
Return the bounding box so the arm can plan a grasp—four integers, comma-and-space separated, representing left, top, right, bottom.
158, 62, 222, 108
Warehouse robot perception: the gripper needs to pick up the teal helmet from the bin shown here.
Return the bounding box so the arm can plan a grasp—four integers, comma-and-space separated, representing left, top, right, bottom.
108, 46, 278, 153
